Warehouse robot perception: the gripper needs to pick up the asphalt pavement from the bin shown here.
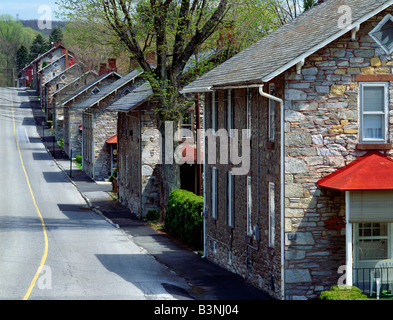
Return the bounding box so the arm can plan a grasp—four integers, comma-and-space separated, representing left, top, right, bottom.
30, 90, 274, 301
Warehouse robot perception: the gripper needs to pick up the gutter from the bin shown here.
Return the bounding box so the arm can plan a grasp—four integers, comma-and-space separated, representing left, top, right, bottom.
258, 85, 285, 301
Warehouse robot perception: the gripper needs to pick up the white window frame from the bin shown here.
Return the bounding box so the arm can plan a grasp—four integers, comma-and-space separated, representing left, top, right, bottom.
268, 83, 275, 141
247, 176, 252, 236
211, 167, 217, 219
247, 88, 252, 139
91, 86, 101, 95
212, 91, 217, 133
359, 82, 389, 143
269, 182, 275, 248
227, 89, 232, 138
121, 86, 132, 97
369, 14, 393, 55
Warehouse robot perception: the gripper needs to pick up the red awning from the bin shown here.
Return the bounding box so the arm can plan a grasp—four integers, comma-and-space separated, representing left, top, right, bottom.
317, 151, 393, 191
180, 144, 203, 163
106, 134, 118, 144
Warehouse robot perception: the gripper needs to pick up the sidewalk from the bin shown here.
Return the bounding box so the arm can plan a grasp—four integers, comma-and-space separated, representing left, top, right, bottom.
30, 93, 274, 301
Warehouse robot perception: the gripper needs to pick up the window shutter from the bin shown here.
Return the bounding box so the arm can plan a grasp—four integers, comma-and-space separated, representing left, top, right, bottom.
349, 190, 393, 222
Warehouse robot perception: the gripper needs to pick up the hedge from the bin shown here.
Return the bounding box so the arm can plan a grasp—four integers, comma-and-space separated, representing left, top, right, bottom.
165, 189, 203, 250
319, 285, 370, 300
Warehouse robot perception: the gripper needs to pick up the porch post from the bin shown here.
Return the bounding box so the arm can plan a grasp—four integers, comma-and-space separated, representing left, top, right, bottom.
345, 191, 353, 286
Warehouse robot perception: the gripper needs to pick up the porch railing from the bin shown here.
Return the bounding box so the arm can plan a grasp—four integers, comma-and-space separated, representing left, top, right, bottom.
353, 267, 393, 298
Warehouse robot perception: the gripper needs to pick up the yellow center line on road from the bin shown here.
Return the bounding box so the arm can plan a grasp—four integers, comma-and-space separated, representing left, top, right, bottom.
10, 91, 49, 300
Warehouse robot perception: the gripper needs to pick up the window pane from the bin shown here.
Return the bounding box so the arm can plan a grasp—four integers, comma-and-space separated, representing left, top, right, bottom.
374, 19, 393, 49
363, 86, 384, 112
359, 239, 388, 260
363, 114, 384, 139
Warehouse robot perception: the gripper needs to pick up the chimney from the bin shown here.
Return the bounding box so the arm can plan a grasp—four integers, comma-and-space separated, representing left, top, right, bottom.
62, 48, 69, 69
99, 63, 107, 76
107, 58, 117, 73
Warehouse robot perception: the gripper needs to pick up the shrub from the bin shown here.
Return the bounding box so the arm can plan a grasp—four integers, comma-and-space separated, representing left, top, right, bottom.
319, 285, 370, 300
146, 209, 160, 222
165, 189, 203, 250
75, 154, 82, 164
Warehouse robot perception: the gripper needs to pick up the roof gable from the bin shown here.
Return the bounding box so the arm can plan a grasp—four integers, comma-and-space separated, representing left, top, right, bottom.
74, 69, 143, 109
61, 71, 122, 105
182, 0, 393, 93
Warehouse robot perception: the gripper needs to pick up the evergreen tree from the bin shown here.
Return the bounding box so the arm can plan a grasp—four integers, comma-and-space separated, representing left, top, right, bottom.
304, 0, 318, 11
49, 26, 64, 45
16, 45, 29, 74
29, 34, 50, 61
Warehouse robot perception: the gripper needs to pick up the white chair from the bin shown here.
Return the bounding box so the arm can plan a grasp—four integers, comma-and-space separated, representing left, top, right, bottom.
370, 259, 393, 299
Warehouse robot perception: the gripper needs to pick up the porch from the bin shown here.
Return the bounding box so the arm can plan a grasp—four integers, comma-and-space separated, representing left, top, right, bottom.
354, 265, 393, 299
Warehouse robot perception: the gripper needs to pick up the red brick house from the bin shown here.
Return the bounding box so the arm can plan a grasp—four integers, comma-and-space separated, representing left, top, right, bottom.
182, 0, 393, 300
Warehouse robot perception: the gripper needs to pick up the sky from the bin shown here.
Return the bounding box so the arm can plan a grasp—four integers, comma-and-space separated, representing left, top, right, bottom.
0, 0, 62, 20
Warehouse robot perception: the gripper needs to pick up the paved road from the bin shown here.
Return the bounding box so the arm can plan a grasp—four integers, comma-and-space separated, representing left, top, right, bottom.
0, 87, 192, 300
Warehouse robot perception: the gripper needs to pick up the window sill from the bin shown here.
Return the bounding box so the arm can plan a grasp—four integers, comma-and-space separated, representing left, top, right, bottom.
356, 143, 392, 151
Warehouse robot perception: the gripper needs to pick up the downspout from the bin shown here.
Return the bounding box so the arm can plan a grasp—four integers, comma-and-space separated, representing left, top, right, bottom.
201, 92, 208, 259
258, 85, 285, 300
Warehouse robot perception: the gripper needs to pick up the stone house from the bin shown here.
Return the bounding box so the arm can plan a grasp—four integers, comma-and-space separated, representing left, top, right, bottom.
30, 40, 74, 94
107, 82, 202, 217
50, 69, 98, 139
41, 63, 83, 124
182, 0, 393, 300
80, 69, 143, 181
38, 52, 75, 120
61, 68, 122, 157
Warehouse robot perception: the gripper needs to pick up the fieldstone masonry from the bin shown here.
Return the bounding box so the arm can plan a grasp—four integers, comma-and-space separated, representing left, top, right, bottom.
283, 9, 393, 299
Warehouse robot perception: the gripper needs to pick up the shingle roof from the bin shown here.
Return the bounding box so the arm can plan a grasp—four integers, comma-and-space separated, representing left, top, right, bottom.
61, 71, 122, 105
107, 82, 153, 112
75, 69, 143, 109
182, 0, 393, 93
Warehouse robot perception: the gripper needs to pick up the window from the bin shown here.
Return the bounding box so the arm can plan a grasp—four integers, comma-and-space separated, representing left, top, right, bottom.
60, 74, 67, 81
226, 90, 233, 137
358, 223, 388, 261
269, 182, 275, 247
121, 86, 132, 97
211, 167, 217, 219
227, 171, 234, 227
268, 83, 275, 141
181, 112, 193, 138
212, 92, 217, 132
369, 14, 393, 55
91, 86, 101, 95
359, 83, 388, 142
247, 176, 252, 236
247, 88, 252, 139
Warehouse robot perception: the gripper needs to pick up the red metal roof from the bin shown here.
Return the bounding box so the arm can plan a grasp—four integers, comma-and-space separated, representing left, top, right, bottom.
105, 135, 118, 144
317, 151, 393, 191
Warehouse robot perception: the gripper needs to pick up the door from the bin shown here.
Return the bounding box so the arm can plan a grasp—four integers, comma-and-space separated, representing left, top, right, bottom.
353, 223, 392, 289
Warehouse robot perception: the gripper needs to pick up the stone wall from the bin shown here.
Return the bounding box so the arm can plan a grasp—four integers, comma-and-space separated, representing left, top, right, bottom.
283, 9, 393, 300
117, 108, 161, 217
63, 74, 120, 157
204, 83, 283, 299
